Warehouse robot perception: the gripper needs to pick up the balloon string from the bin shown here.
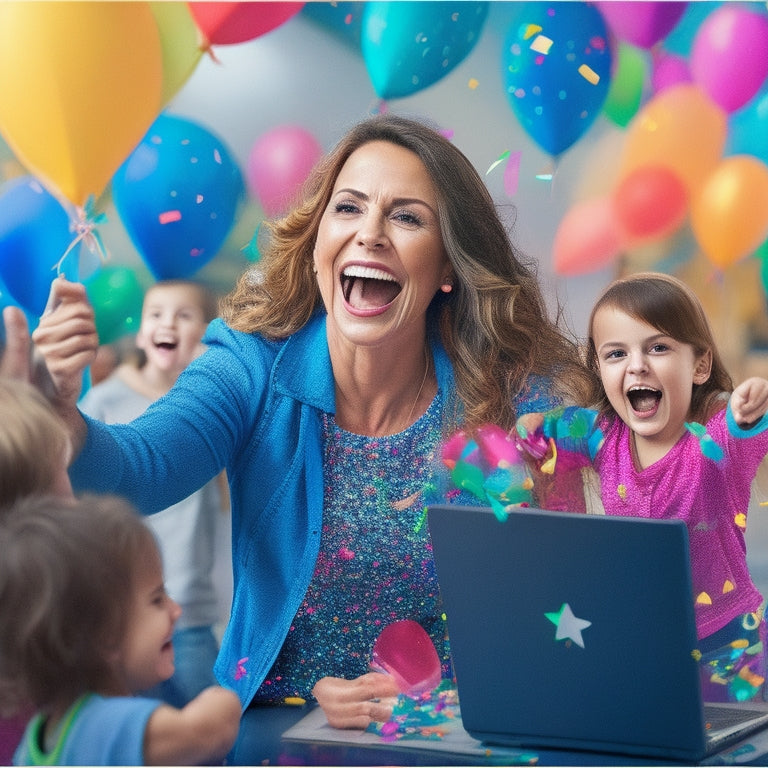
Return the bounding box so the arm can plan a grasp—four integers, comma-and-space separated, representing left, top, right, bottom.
200, 39, 221, 65
54, 196, 109, 276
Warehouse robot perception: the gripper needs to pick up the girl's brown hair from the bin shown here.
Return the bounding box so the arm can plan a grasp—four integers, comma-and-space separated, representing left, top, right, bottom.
585, 272, 733, 422
0, 494, 157, 715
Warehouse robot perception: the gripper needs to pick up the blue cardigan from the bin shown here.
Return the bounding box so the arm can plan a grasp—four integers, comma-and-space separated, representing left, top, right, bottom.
70, 312, 458, 709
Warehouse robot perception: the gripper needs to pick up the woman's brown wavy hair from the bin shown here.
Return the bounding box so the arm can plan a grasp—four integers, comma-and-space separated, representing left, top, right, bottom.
221, 114, 592, 431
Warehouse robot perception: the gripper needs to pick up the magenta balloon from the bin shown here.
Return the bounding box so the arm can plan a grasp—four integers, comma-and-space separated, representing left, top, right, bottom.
596, 1, 687, 49
247, 125, 322, 217
651, 49, 692, 94
690, 5, 768, 114
371, 620, 441, 698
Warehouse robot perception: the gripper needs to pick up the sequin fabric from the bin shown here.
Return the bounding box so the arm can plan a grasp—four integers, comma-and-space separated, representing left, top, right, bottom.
252, 394, 448, 703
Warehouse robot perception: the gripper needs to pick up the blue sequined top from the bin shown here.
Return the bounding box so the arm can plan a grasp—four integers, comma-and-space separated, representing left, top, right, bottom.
253, 393, 447, 702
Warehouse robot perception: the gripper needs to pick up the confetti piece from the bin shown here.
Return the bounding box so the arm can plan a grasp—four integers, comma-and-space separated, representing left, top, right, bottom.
234, 657, 249, 680
692, 649, 702, 662
530, 35, 553, 55
468, 78, 479, 90
283, 696, 306, 706
522, 23, 542, 40
617, 484, 627, 501
723, 580, 736, 593
685, 422, 724, 461
504, 150, 522, 197
578, 64, 600, 85
735, 512, 747, 529
738, 667, 765, 687
540, 438, 557, 474
158, 210, 182, 225
731, 638, 749, 649
413, 506, 428, 533
486, 149, 511, 175
696, 592, 713, 605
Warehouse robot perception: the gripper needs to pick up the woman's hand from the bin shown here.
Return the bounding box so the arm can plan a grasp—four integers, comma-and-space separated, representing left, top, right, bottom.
31, 277, 98, 408
312, 672, 400, 730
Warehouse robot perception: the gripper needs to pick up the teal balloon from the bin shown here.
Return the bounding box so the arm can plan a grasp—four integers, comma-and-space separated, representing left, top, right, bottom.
362, 1, 489, 100
503, 2, 612, 156
302, 1, 362, 49
726, 83, 768, 166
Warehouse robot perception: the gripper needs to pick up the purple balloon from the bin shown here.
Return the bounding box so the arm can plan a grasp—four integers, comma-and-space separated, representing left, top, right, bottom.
371, 620, 441, 698
651, 49, 692, 94
596, 1, 687, 49
690, 5, 768, 114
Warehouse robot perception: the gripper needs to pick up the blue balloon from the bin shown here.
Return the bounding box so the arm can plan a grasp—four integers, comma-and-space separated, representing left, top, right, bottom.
362, 1, 489, 100
113, 113, 245, 280
0, 175, 73, 316
502, 2, 612, 156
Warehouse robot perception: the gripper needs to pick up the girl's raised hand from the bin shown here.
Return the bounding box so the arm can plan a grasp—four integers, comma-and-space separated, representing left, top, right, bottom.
730, 377, 768, 428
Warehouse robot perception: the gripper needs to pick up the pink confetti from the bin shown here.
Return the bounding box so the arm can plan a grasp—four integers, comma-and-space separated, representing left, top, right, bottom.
504, 151, 522, 197
158, 210, 182, 225
235, 657, 249, 680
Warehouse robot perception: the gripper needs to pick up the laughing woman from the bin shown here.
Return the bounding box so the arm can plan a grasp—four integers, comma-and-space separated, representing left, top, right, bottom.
32, 114, 592, 763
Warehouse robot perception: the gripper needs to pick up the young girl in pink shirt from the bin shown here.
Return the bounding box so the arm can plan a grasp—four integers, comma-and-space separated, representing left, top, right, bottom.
517, 272, 768, 703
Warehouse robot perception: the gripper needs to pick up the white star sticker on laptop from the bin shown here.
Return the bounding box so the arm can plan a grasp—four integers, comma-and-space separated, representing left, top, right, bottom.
545, 602, 592, 648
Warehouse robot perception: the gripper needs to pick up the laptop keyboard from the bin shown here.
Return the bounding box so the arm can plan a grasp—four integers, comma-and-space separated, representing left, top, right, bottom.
704, 704, 768, 731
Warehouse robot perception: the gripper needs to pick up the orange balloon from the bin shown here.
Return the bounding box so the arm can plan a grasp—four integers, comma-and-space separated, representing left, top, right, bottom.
553, 197, 623, 276
620, 84, 726, 197
690, 155, 768, 270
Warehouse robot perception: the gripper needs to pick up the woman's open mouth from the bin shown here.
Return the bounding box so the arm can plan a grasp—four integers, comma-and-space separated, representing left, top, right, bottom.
341, 265, 402, 312
627, 386, 662, 415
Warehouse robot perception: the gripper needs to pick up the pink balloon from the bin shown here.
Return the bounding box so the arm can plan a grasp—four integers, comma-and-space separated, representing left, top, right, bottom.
651, 49, 692, 94
371, 620, 441, 698
690, 6, 768, 113
595, 1, 687, 49
247, 125, 322, 217
189, 2, 304, 46
553, 197, 623, 276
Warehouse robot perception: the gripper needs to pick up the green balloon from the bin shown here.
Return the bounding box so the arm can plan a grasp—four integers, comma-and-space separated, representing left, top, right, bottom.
603, 44, 647, 128
85, 266, 145, 344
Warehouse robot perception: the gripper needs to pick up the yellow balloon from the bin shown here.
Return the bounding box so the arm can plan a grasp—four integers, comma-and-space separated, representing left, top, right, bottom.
620, 84, 726, 197
690, 155, 768, 270
150, 2, 203, 106
0, 2, 163, 207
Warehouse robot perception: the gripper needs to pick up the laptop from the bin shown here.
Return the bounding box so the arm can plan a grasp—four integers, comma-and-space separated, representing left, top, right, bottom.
427, 504, 768, 762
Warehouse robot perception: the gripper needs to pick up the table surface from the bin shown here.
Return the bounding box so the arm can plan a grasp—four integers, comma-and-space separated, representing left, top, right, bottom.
280, 705, 768, 767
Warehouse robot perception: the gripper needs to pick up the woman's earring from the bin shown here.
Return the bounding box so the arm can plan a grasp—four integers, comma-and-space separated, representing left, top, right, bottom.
440, 281, 453, 293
